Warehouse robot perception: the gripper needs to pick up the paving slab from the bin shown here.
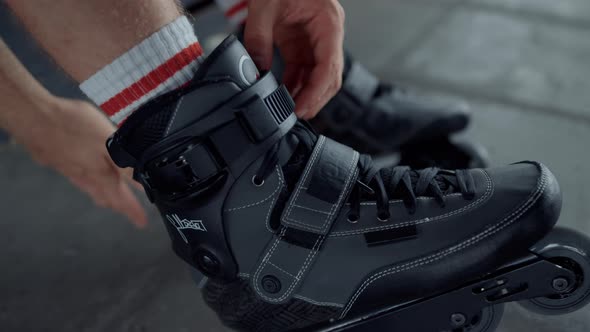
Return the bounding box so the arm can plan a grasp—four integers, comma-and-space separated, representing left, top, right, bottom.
477, 0, 590, 24
339, 0, 459, 72
114, 272, 226, 332
501, 302, 590, 332
398, 8, 590, 120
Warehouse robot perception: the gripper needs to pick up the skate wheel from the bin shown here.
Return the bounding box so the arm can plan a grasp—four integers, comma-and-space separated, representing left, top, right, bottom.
519, 228, 590, 315
442, 304, 504, 332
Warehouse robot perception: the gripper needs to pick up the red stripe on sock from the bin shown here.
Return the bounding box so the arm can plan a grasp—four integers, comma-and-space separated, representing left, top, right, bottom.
100, 42, 203, 116
225, 0, 248, 18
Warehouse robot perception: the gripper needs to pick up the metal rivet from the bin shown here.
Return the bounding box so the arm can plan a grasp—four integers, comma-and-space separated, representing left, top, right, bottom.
262, 275, 281, 294
552, 277, 570, 292
450, 313, 467, 327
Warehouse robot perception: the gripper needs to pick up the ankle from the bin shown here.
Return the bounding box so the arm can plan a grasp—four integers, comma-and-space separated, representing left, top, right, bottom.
79, 16, 205, 125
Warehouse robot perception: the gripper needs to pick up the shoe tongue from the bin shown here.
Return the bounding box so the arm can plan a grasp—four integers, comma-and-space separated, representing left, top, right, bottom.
409, 171, 454, 193
196, 35, 260, 90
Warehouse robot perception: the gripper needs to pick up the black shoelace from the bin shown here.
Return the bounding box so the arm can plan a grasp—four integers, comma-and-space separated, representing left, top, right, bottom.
253, 132, 476, 223
347, 156, 476, 222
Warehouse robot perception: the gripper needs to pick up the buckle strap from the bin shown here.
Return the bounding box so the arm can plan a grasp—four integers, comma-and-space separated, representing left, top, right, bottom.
108, 72, 297, 202
107, 72, 293, 169
282, 136, 360, 234
251, 136, 359, 303
141, 139, 224, 200
236, 84, 295, 143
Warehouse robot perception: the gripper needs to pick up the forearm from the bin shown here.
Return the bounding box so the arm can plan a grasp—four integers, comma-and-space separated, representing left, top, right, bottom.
0, 38, 55, 134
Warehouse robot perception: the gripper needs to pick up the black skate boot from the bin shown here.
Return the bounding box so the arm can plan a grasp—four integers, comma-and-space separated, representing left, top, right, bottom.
313, 54, 490, 167
107, 36, 590, 332
310, 52, 470, 152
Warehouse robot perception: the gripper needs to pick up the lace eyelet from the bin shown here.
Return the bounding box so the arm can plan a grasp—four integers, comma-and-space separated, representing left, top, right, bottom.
347, 214, 359, 224
252, 175, 265, 187
377, 212, 390, 222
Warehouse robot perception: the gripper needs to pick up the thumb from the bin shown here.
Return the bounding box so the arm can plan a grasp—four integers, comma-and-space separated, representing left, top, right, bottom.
121, 166, 143, 191
243, 0, 278, 70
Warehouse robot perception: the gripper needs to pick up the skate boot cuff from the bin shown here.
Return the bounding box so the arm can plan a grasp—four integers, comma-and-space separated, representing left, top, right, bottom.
135, 75, 294, 200
107, 36, 298, 201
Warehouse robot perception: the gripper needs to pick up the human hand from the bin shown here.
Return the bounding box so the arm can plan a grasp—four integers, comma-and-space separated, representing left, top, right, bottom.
244, 0, 345, 120
7, 97, 147, 228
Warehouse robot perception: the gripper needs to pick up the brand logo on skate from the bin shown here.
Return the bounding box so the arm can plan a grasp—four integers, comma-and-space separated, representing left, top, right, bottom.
166, 214, 207, 243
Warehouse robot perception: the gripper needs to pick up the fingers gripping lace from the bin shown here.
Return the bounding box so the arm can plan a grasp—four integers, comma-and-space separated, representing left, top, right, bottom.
254, 136, 476, 224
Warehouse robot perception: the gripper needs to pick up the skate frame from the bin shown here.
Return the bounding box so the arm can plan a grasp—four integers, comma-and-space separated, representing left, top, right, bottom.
304, 253, 576, 332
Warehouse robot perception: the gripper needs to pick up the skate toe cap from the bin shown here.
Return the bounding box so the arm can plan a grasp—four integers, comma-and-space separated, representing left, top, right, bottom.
527, 161, 562, 231
487, 161, 562, 234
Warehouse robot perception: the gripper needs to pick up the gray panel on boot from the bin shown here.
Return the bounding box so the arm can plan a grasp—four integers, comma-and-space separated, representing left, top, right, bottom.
223, 159, 284, 275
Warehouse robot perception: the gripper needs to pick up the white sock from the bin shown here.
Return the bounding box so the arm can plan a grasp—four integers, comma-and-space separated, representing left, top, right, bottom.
79, 16, 205, 125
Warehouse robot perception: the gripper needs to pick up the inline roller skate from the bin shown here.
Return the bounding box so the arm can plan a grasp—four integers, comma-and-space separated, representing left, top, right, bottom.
106, 36, 590, 332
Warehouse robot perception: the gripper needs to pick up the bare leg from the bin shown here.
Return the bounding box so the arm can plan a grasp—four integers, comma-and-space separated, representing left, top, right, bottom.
5, 0, 183, 82
6, 0, 204, 124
